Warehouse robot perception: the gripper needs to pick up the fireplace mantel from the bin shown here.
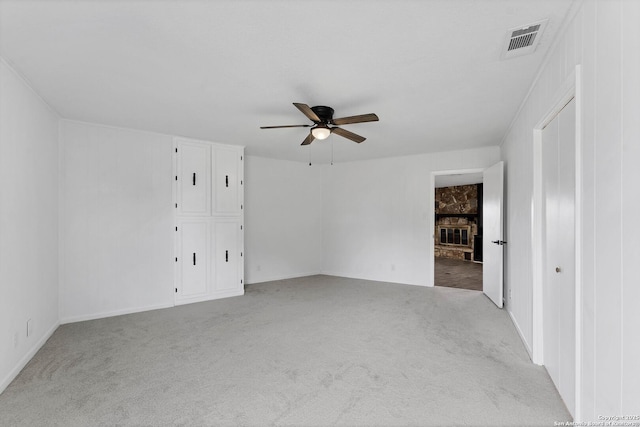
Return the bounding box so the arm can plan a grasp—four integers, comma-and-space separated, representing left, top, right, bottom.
435, 213, 478, 221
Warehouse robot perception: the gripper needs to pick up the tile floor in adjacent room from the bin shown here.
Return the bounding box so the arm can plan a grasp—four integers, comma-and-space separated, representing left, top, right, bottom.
434, 257, 483, 291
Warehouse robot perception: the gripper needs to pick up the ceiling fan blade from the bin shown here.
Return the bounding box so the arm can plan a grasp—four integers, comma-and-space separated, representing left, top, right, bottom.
301, 132, 316, 146
260, 124, 311, 129
331, 127, 366, 143
293, 103, 321, 122
332, 113, 379, 125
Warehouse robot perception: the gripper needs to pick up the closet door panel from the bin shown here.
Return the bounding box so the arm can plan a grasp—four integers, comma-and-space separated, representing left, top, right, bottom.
214, 148, 241, 214
214, 219, 241, 293
177, 141, 211, 216
177, 220, 209, 302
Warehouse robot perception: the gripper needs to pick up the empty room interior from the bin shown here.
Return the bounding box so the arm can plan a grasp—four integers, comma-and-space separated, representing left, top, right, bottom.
0, 0, 638, 425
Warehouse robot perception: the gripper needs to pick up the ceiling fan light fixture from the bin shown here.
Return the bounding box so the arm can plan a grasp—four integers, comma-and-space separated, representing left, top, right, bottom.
311, 125, 331, 140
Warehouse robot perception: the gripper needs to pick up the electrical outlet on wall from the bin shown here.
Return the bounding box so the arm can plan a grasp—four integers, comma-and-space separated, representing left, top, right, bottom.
27, 319, 32, 337
508, 288, 512, 301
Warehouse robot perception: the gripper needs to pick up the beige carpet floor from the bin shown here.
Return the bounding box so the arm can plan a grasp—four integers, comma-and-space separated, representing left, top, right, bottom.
0, 275, 570, 426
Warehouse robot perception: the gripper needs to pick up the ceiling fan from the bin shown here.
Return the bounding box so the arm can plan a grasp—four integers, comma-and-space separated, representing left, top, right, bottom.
260, 103, 379, 145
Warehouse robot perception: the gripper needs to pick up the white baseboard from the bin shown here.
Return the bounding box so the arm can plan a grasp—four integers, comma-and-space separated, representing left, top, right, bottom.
60, 302, 174, 324
245, 271, 322, 285
0, 320, 59, 395
508, 309, 533, 361
175, 289, 244, 306
319, 270, 426, 287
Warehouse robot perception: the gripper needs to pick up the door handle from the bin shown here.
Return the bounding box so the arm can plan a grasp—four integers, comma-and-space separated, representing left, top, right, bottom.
192, 173, 196, 186
491, 240, 507, 245
225, 250, 229, 262
225, 175, 229, 188
555, 267, 561, 273
193, 252, 196, 265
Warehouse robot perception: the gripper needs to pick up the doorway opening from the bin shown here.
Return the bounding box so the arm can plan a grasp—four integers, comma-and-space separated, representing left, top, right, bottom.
433, 173, 484, 291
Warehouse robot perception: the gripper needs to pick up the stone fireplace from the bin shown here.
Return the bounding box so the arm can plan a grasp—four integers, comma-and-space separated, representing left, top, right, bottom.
434, 184, 482, 261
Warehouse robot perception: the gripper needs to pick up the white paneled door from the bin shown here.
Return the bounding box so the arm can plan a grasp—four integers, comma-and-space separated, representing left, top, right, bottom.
214, 147, 242, 214
483, 161, 505, 308
214, 219, 242, 293
542, 98, 576, 416
174, 138, 245, 306
176, 141, 211, 216
177, 220, 209, 301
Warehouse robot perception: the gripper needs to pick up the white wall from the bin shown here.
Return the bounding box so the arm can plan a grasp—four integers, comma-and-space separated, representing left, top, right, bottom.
58, 124, 325, 318
0, 60, 59, 392
59, 121, 174, 322
321, 147, 500, 286
244, 156, 322, 284
620, 0, 640, 414
501, 0, 640, 419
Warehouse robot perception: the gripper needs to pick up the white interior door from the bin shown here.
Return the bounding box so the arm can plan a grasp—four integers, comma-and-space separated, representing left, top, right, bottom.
542, 98, 576, 416
483, 161, 504, 308
542, 111, 561, 388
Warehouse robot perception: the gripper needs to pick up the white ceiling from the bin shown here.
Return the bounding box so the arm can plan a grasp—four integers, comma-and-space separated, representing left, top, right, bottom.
0, 0, 574, 163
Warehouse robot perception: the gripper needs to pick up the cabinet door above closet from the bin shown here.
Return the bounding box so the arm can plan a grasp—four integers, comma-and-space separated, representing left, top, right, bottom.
176, 140, 211, 216
214, 147, 243, 215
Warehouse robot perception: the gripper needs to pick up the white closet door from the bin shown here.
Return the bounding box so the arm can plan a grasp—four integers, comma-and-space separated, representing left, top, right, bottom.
542, 113, 561, 389
177, 220, 209, 302
174, 138, 244, 305
214, 219, 241, 293
556, 98, 576, 416
177, 141, 211, 216
542, 97, 576, 416
214, 148, 241, 214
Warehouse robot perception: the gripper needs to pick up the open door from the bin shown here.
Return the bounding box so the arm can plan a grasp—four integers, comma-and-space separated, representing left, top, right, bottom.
483, 161, 505, 308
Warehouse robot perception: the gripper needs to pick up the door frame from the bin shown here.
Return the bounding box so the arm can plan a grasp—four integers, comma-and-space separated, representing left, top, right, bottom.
429, 168, 485, 287
531, 65, 582, 416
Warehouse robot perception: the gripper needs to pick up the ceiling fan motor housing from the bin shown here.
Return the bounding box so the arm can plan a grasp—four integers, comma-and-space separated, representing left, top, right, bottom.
310, 106, 334, 123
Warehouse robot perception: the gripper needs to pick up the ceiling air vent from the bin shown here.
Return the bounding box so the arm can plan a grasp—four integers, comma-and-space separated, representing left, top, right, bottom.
501, 19, 547, 59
